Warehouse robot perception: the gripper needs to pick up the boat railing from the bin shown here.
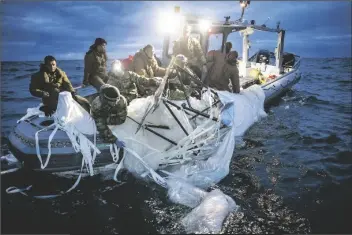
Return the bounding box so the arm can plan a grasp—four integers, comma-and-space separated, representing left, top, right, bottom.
76, 85, 98, 100
292, 57, 301, 70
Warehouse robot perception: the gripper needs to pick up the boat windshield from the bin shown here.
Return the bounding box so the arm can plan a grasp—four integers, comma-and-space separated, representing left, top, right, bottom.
208, 34, 223, 51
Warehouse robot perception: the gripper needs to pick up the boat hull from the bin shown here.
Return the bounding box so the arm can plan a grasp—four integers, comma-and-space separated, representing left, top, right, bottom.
7, 116, 115, 172
262, 68, 301, 103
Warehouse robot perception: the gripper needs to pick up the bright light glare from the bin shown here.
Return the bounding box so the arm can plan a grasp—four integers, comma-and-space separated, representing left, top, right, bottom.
111, 60, 123, 76
157, 12, 182, 34
199, 19, 211, 31
240, 2, 246, 8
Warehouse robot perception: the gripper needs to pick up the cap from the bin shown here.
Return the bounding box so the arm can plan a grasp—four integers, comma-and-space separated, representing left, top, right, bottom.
95, 38, 107, 46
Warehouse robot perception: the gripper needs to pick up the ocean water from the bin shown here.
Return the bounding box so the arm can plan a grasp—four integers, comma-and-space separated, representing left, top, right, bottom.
1, 58, 351, 234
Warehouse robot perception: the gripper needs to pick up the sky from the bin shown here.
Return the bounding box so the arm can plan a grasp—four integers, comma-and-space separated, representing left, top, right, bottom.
1, 1, 351, 61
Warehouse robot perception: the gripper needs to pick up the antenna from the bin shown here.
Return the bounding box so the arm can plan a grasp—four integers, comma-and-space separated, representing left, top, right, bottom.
224, 16, 231, 25
238, 0, 250, 22
262, 17, 271, 27
276, 21, 281, 30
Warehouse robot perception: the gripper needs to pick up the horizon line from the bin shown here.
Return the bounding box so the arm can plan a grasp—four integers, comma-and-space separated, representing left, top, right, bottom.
1, 56, 351, 63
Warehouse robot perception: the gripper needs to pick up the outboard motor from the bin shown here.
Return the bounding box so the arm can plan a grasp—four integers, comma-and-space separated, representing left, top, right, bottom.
256, 50, 270, 64
282, 52, 295, 68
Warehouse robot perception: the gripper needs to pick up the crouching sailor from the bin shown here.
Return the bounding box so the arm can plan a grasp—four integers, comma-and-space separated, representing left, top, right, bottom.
83, 38, 109, 91
29, 55, 91, 116
168, 54, 203, 100
129, 44, 166, 78
107, 60, 162, 104
91, 84, 127, 147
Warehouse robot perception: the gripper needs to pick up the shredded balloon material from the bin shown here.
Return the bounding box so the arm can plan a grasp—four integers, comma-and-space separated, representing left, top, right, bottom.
8, 85, 266, 233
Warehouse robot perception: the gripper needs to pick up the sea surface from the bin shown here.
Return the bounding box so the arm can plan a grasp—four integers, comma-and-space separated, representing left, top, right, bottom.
1, 58, 351, 234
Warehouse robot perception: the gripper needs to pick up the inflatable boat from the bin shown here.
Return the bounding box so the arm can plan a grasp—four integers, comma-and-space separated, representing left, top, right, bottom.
7, 64, 300, 173
5, 8, 302, 174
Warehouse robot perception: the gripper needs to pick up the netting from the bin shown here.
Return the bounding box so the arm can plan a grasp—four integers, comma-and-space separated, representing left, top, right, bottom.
108, 85, 266, 233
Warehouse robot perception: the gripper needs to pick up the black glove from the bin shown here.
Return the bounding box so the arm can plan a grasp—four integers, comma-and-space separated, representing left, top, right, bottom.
71, 91, 77, 101
51, 83, 60, 88
46, 108, 55, 117
53, 87, 60, 93
42, 91, 50, 98
40, 106, 55, 117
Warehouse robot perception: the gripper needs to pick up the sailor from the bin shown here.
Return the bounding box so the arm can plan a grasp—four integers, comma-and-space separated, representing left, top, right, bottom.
225, 42, 232, 54
205, 51, 240, 93
90, 84, 127, 146
107, 60, 162, 104
172, 25, 207, 79
168, 54, 202, 100
129, 44, 166, 78
82, 38, 109, 91
29, 55, 91, 116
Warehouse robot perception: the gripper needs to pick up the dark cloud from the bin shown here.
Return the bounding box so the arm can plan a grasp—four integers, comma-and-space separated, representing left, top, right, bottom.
1, 1, 351, 61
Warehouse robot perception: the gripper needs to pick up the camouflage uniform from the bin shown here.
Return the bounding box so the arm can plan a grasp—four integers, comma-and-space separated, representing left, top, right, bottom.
107, 70, 161, 104
167, 71, 200, 100
129, 49, 166, 78
83, 49, 109, 90
30, 65, 90, 112
173, 37, 207, 72
205, 50, 240, 93
168, 80, 198, 100
91, 84, 128, 143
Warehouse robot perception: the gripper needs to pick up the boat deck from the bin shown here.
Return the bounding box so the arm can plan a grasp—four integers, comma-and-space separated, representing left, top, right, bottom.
240, 76, 256, 86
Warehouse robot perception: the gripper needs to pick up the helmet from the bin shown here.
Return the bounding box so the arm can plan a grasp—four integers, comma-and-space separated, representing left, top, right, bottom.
110, 60, 124, 77
174, 54, 188, 69
99, 84, 121, 107
226, 51, 238, 65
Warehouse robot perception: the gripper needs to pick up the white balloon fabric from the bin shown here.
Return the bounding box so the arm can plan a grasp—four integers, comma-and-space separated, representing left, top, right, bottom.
54, 91, 96, 135
109, 85, 266, 233
19, 85, 266, 233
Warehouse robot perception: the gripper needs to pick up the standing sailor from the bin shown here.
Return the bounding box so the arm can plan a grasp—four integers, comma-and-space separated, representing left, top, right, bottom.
205, 51, 241, 93
172, 25, 207, 79
83, 38, 109, 91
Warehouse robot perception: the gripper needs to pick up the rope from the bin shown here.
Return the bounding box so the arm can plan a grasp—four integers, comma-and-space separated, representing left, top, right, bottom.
6, 156, 85, 199
8, 95, 102, 198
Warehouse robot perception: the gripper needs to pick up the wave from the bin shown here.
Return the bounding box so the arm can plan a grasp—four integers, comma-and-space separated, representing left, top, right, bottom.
301, 134, 341, 145
305, 96, 331, 104
242, 138, 265, 148
337, 79, 352, 85
322, 151, 352, 165
1, 68, 19, 72
1, 95, 36, 102
15, 73, 33, 79
25, 68, 37, 72
2, 90, 15, 94
21, 62, 38, 67
291, 95, 332, 107
320, 66, 333, 70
